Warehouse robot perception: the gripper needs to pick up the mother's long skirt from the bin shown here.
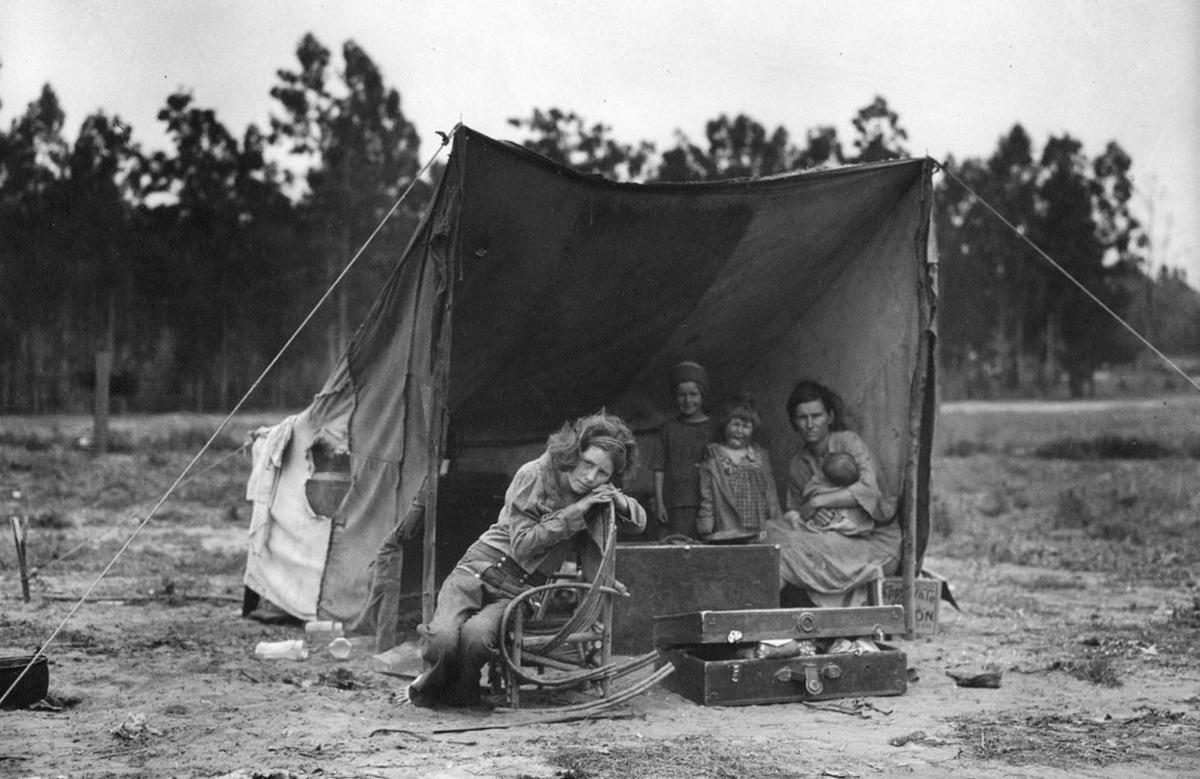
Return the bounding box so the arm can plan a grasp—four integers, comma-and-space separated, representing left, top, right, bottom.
763, 518, 903, 596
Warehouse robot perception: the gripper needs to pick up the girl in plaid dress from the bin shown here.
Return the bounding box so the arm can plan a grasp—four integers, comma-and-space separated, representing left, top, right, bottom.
696, 395, 781, 541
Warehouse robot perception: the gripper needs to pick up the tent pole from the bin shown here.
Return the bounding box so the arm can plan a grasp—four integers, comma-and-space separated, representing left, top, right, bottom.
422, 419, 442, 626
902, 344, 925, 638
422, 260, 455, 626
902, 167, 937, 639
902, 333, 932, 637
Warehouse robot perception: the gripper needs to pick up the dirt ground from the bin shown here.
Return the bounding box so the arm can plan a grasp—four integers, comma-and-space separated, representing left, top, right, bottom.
3, 406, 1200, 778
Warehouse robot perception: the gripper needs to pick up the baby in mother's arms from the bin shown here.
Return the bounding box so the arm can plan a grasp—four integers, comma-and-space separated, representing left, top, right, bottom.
799, 451, 875, 537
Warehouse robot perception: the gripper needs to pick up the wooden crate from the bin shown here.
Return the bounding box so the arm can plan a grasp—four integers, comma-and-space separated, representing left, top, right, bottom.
611, 544, 779, 654
654, 606, 907, 706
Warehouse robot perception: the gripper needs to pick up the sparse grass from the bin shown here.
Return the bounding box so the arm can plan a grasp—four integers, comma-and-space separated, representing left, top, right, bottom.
946, 431, 1200, 460
948, 708, 1200, 768
1169, 595, 1200, 629
1035, 435, 1187, 460
1053, 488, 1093, 528
1050, 655, 1123, 687
937, 396, 1200, 456
550, 736, 810, 779
931, 497, 953, 537
1, 423, 253, 585
1024, 574, 1086, 590
943, 439, 994, 457
0, 412, 290, 452
931, 415, 1200, 580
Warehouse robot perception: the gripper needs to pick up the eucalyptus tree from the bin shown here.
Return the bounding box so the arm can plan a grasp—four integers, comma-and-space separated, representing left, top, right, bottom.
654, 98, 903, 184
1089, 141, 1148, 363
939, 128, 1147, 398
656, 113, 796, 182
507, 107, 654, 180
848, 95, 909, 164
794, 125, 845, 170
1032, 134, 1116, 397
0, 84, 69, 411
59, 111, 143, 446
270, 33, 425, 371
149, 92, 294, 409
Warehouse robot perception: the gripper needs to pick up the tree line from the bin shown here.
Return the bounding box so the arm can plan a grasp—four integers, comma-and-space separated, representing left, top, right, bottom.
2, 34, 1197, 415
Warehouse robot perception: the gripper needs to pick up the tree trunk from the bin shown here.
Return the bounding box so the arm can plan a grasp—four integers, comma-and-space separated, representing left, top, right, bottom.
989, 321, 1010, 394
92, 296, 115, 454
326, 227, 351, 374
1041, 311, 1059, 394
325, 251, 344, 376
218, 315, 231, 411
1011, 289, 1026, 391
93, 349, 112, 452
337, 224, 351, 364
31, 330, 46, 414
337, 281, 349, 366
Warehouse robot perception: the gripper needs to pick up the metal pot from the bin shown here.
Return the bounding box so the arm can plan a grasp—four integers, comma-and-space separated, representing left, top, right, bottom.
0, 654, 49, 708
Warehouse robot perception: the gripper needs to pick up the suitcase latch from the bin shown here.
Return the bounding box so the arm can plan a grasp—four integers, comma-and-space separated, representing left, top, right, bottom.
773, 661, 842, 695
803, 664, 822, 694
793, 611, 817, 634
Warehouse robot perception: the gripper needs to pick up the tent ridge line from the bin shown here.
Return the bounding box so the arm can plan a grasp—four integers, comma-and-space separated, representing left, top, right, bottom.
459, 124, 928, 195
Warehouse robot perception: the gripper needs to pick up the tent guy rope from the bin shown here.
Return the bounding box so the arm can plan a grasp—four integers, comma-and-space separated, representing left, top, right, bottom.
0, 127, 457, 709
939, 163, 1200, 395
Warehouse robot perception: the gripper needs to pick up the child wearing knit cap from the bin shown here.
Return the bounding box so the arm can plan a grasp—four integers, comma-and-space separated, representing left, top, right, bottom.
650, 361, 719, 539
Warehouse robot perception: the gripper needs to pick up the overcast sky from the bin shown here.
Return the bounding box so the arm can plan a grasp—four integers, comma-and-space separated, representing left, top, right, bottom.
2, 0, 1198, 282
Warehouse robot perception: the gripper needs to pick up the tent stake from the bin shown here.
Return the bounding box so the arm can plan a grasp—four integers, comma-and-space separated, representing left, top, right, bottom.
11, 516, 30, 602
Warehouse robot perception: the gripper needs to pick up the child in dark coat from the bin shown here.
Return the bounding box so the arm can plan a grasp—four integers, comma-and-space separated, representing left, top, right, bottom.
651, 361, 718, 539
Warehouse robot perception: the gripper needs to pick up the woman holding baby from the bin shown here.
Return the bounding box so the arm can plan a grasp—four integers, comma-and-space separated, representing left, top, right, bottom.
765, 379, 902, 609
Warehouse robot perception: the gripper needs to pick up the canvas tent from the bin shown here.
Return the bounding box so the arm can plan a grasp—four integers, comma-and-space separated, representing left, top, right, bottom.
243, 124, 938, 639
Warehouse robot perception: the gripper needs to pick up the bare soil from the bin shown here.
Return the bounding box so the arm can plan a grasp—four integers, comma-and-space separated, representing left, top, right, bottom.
3, 408, 1200, 778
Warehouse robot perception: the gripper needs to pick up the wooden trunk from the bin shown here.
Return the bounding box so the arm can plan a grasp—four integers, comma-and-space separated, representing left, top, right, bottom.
654, 606, 907, 707
612, 544, 780, 654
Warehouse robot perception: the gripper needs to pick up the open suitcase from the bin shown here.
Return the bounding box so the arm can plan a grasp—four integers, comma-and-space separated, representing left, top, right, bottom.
654, 606, 908, 706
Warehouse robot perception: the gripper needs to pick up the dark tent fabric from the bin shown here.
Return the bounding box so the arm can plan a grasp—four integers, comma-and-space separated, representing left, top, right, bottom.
243, 125, 938, 634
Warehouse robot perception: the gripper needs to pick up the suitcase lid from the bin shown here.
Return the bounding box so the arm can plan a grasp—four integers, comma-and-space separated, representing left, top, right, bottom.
652, 606, 904, 647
